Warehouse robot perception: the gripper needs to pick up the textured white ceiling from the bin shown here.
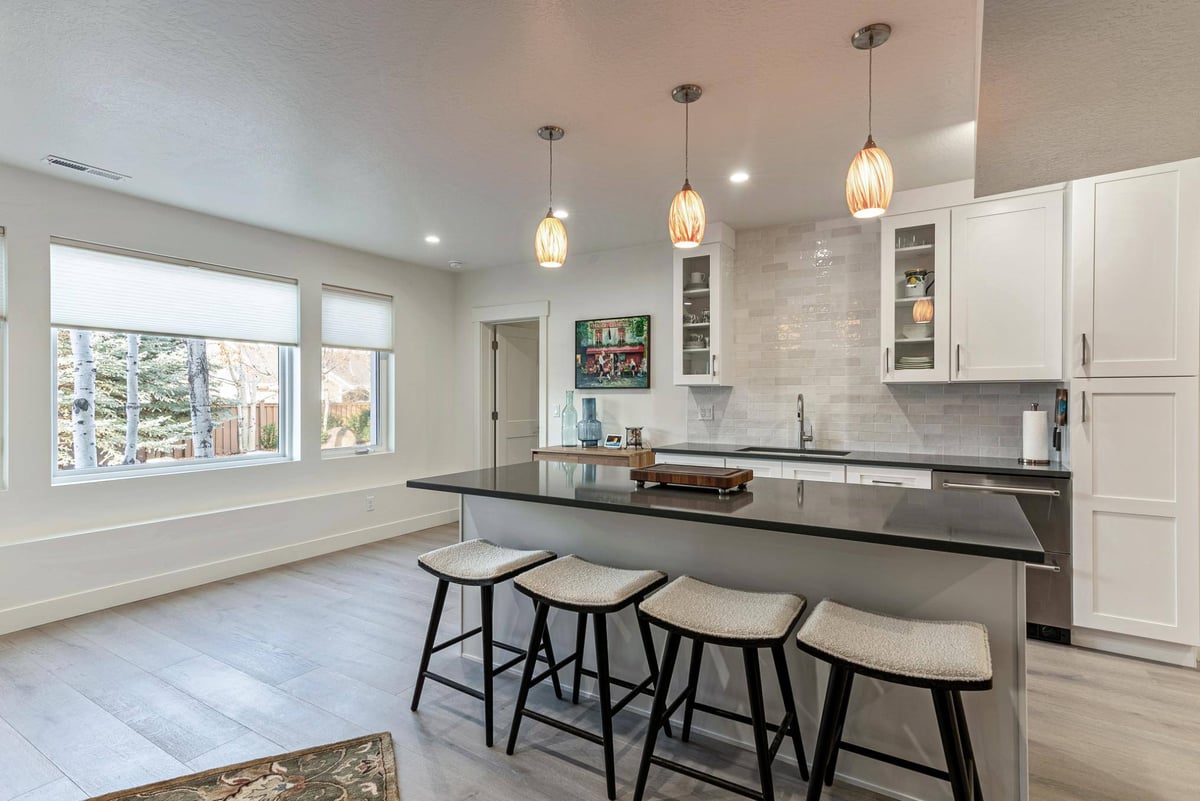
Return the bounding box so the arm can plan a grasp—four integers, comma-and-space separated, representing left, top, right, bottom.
976, 0, 1200, 196
1, 1, 977, 269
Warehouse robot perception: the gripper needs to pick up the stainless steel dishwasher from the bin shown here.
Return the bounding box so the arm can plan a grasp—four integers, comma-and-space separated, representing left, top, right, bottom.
933, 470, 1072, 644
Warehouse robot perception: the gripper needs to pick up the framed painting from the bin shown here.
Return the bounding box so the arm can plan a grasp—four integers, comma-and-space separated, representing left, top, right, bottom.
575, 315, 650, 389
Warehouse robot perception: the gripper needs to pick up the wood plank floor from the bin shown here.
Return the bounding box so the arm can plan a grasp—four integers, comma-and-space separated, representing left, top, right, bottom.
0, 524, 1196, 801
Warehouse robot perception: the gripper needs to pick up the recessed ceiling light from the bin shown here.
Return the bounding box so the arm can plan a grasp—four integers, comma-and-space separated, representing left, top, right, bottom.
425, 234, 440, 244
729, 170, 750, 184
553, 209, 569, 219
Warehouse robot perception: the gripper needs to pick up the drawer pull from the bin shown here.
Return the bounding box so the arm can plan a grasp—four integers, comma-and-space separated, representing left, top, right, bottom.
1025, 562, 1062, 573
869, 479, 904, 486
941, 482, 1061, 497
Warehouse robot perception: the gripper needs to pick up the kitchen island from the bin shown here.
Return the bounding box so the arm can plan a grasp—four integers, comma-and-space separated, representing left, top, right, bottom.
408, 461, 1042, 801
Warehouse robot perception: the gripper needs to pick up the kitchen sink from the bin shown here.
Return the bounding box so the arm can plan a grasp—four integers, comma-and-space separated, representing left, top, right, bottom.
736, 447, 851, 457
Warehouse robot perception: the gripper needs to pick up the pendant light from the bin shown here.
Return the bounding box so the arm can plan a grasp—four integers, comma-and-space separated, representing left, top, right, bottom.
846, 23, 894, 219
668, 84, 705, 248
534, 125, 567, 268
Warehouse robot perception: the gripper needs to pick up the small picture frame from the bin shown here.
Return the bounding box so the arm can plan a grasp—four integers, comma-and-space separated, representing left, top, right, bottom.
603, 435, 623, 449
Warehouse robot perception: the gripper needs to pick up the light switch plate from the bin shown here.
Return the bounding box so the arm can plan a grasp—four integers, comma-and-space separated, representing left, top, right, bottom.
698, 405, 714, 421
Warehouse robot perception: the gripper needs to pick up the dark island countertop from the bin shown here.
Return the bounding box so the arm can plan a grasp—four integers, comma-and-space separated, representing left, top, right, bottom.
653, 442, 1071, 479
407, 462, 1045, 563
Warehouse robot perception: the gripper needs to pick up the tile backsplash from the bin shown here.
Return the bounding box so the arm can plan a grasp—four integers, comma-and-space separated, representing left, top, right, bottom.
687, 218, 1062, 459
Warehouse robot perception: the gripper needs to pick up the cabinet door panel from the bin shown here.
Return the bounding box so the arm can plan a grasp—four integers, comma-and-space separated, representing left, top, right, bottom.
950, 192, 1064, 381
1072, 160, 1200, 378
845, 465, 932, 490
1071, 377, 1200, 644
725, 457, 783, 478
781, 461, 846, 483
880, 209, 951, 383
662, 454, 726, 468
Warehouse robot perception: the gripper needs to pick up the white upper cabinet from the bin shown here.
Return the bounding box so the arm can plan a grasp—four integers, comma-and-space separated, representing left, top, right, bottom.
880, 209, 951, 383
1071, 159, 1200, 378
950, 191, 1065, 381
673, 226, 735, 386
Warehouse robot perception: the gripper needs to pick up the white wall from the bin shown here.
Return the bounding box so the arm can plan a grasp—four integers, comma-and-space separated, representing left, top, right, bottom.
453, 241, 689, 465
0, 164, 458, 634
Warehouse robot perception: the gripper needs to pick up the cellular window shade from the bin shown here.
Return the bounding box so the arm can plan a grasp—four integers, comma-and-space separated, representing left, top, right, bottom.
50, 243, 299, 345
322, 286, 393, 352
0, 228, 6, 323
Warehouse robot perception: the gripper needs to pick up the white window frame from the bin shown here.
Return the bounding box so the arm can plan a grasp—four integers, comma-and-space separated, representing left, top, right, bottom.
0, 227, 7, 490
320, 347, 392, 458
50, 331, 297, 484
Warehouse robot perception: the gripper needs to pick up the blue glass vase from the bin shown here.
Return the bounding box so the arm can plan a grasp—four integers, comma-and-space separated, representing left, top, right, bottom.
577, 397, 602, 448
561, 390, 578, 447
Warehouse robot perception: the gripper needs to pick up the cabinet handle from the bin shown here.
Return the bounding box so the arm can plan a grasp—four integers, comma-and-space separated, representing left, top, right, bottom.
1081, 391, 1087, 423
941, 481, 1061, 497
1081, 333, 1088, 366
711, 354, 717, 377
1025, 562, 1062, 573
956, 344, 962, 375
884, 347, 890, 375
869, 479, 905, 486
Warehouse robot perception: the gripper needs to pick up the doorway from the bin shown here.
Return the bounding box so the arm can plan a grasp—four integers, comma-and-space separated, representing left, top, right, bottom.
485, 320, 541, 468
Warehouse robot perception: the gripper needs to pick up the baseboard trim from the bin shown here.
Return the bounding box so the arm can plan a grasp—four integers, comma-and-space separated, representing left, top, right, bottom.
0, 507, 458, 636
1072, 627, 1200, 668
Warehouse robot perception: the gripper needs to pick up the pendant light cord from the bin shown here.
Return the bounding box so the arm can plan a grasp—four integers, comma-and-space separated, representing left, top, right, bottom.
684, 101, 690, 181
548, 137, 554, 209
867, 37, 874, 137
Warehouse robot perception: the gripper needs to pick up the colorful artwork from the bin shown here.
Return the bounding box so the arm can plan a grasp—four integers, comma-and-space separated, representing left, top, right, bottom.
575, 315, 650, 389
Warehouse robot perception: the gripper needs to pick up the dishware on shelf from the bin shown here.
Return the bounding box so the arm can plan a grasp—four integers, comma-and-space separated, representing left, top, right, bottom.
902, 269, 929, 297
912, 297, 934, 323
900, 323, 927, 339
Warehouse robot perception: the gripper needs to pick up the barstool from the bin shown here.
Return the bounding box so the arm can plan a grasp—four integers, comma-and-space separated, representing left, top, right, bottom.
507, 555, 670, 800
796, 599, 992, 801
411, 538, 561, 747
634, 576, 810, 801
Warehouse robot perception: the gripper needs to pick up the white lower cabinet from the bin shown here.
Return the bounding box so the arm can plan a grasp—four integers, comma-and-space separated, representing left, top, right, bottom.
725, 457, 785, 478
662, 454, 727, 468
845, 465, 933, 490
781, 461, 846, 483
1071, 377, 1200, 645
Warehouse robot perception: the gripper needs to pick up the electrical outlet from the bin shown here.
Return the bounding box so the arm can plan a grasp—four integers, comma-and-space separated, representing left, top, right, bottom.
365, 495, 375, 512
698, 405, 714, 421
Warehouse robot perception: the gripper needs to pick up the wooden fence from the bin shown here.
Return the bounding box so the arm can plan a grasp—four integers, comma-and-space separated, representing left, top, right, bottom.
154, 400, 369, 459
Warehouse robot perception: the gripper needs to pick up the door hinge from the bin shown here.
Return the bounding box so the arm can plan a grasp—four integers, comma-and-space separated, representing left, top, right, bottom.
491, 411, 499, 421
491, 339, 499, 351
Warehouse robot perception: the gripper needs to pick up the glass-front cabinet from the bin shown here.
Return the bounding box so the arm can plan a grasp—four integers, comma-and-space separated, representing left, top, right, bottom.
880, 208, 950, 383
673, 227, 735, 386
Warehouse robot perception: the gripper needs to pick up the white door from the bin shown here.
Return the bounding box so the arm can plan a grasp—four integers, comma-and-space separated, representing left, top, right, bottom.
494, 322, 540, 466
1072, 160, 1200, 378
950, 191, 1064, 381
880, 209, 951, 383
1071, 377, 1200, 645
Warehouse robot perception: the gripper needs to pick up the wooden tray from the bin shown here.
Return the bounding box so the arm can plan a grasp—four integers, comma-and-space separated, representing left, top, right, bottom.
629, 463, 753, 494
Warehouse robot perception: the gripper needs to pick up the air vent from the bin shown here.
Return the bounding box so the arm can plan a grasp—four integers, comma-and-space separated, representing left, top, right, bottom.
42, 155, 130, 182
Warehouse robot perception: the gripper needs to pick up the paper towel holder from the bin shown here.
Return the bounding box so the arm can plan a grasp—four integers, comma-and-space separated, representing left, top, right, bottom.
1019, 402, 1051, 466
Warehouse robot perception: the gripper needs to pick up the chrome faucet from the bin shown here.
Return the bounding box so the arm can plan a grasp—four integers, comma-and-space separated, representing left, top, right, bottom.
797, 394, 814, 450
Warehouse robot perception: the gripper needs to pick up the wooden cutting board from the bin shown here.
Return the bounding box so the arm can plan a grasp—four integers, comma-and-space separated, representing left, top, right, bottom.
629, 463, 753, 493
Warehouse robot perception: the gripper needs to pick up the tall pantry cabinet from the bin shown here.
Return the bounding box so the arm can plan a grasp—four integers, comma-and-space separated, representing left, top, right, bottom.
1070, 159, 1200, 657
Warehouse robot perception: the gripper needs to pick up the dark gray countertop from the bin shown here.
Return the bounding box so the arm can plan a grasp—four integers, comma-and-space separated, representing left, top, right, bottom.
653, 442, 1071, 478
407, 462, 1045, 562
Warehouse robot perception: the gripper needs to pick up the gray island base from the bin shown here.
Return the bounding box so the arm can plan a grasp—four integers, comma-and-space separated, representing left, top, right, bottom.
408, 462, 1042, 801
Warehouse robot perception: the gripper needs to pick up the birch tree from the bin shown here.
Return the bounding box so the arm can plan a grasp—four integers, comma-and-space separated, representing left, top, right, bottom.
69, 329, 98, 469
122, 333, 141, 464
186, 338, 214, 458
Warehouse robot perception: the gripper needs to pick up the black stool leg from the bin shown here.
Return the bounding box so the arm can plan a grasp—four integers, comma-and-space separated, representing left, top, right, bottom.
681, 638, 704, 742
823, 670, 854, 786
805, 665, 851, 801
537, 600, 564, 701
633, 630, 681, 801
594, 613, 617, 800
636, 615, 672, 737
507, 600, 551, 755
481, 584, 495, 747
743, 648, 776, 801
770, 644, 810, 782
932, 689, 972, 801
572, 612, 588, 704
410, 578, 449, 712
952, 691, 984, 801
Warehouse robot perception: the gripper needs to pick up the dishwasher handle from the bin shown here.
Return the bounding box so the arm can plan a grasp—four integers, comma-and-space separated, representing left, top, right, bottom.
1025, 562, 1062, 573
941, 481, 1061, 498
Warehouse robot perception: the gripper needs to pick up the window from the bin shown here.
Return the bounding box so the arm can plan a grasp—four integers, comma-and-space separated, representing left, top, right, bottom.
50, 242, 298, 478
321, 285, 392, 453
0, 228, 6, 485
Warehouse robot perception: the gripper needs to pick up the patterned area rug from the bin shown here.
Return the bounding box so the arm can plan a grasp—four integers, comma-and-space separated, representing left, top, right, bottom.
91, 733, 399, 801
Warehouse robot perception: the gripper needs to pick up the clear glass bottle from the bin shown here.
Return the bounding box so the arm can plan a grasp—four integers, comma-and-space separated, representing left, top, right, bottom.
561, 390, 579, 446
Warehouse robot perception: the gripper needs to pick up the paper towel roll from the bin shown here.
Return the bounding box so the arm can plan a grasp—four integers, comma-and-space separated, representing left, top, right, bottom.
1021, 410, 1049, 464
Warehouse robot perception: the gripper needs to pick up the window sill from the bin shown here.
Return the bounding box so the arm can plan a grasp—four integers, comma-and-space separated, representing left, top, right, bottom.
52, 454, 293, 486
321, 447, 392, 460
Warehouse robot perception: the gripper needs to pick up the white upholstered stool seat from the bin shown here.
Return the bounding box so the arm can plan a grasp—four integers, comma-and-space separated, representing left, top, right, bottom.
797, 599, 992, 688
515, 555, 667, 611
638, 576, 807, 645
417, 538, 555, 585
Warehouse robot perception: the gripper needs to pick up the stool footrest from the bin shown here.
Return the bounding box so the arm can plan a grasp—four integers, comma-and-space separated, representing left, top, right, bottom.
690, 699, 784, 734
521, 709, 604, 747
423, 671, 485, 701
610, 675, 655, 715
530, 653, 579, 688
647, 754, 764, 801
431, 627, 482, 654
767, 712, 794, 762
838, 741, 951, 782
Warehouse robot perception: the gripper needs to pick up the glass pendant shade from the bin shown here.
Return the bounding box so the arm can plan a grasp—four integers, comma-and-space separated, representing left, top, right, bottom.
535, 211, 568, 268
913, 297, 934, 324
846, 135, 893, 219
669, 180, 706, 248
